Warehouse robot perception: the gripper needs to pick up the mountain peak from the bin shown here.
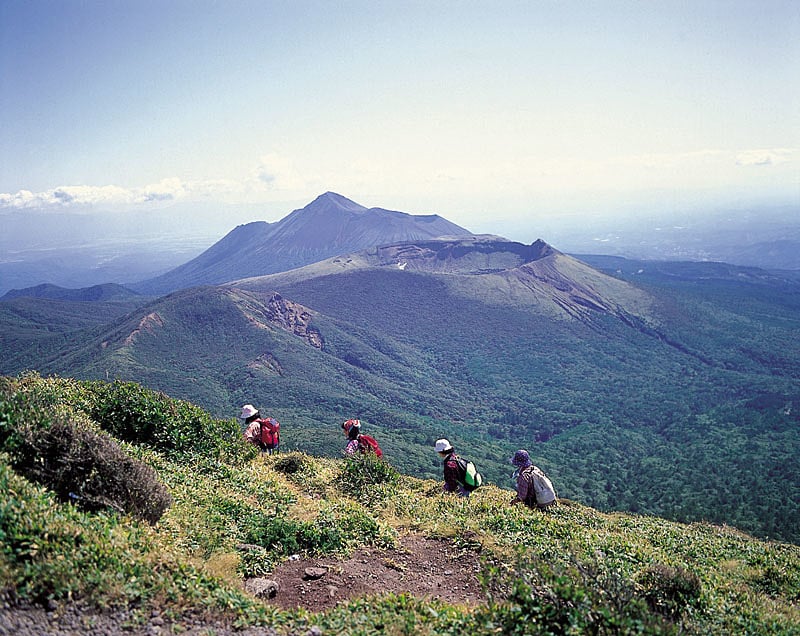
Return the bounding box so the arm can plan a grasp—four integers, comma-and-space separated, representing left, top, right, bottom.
305, 191, 368, 214
134, 194, 473, 294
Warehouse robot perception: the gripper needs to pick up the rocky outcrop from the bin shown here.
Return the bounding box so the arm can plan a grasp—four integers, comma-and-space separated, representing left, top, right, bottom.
237, 291, 323, 349
263, 293, 323, 348
243, 578, 279, 599
371, 237, 552, 274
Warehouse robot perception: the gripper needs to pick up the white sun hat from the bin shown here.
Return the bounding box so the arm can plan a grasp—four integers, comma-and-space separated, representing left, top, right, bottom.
239, 404, 258, 419
434, 438, 453, 453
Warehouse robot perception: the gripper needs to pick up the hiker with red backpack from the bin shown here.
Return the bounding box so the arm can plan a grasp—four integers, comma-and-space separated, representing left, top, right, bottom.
240, 404, 281, 455
509, 449, 557, 510
342, 419, 383, 458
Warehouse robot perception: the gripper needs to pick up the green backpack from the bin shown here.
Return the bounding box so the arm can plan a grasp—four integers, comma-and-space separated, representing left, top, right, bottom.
456, 456, 483, 491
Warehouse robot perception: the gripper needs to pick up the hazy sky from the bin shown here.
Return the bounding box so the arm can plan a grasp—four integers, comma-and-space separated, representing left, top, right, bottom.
1, 0, 798, 239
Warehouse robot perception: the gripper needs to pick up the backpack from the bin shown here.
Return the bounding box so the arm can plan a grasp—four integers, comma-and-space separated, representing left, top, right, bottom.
258, 418, 280, 450
357, 434, 383, 458
523, 465, 556, 506
455, 456, 483, 491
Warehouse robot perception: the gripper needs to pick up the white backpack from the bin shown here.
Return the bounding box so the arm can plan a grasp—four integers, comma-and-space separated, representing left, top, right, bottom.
524, 465, 557, 506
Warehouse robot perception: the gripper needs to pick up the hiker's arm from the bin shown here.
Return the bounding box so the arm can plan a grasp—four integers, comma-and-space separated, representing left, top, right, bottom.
244, 422, 259, 444
511, 474, 529, 504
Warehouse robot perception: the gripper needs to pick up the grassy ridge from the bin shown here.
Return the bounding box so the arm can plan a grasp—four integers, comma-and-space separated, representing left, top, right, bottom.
1, 374, 798, 634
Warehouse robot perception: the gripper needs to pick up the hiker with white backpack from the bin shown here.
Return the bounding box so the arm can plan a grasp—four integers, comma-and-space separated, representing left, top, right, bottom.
509, 449, 557, 510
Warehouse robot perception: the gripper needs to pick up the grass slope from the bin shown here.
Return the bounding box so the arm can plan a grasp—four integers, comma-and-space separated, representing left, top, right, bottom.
1, 374, 798, 635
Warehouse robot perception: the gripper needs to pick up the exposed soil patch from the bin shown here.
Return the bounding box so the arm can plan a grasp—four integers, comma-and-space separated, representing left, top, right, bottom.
263, 533, 485, 611
0, 534, 485, 635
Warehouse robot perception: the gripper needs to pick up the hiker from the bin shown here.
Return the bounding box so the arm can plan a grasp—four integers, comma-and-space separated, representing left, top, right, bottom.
435, 438, 471, 497
342, 418, 362, 455
240, 404, 280, 454
342, 419, 383, 457
509, 449, 557, 510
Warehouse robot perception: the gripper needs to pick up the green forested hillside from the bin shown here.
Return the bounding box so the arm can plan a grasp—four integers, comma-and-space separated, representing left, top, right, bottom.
262, 266, 800, 544
0, 295, 148, 372
1, 375, 798, 635
1, 253, 798, 545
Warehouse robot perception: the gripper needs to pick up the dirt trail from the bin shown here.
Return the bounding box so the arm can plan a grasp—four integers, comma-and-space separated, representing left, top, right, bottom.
0, 533, 484, 635
264, 533, 484, 611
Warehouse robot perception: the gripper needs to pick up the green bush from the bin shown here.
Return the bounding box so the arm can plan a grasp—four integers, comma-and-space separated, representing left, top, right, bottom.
0, 373, 98, 419
479, 554, 677, 635
271, 452, 313, 475
85, 380, 249, 461
337, 452, 400, 503
237, 544, 274, 579
243, 501, 392, 561
0, 462, 268, 621
244, 515, 342, 556
1, 375, 172, 523
0, 373, 96, 450
1, 374, 251, 464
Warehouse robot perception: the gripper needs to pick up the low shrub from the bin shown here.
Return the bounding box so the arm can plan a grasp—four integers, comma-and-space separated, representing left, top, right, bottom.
237, 543, 274, 579
0, 462, 269, 622
243, 501, 393, 561
2, 409, 171, 524
479, 554, 677, 635
1, 374, 251, 464
266, 451, 336, 498
639, 563, 703, 620
244, 515, 342, 556
337, 452, 400, 503
271, 452, 313, 475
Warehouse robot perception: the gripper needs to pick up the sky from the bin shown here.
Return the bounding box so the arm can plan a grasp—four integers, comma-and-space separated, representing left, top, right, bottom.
1, 0, 798, 243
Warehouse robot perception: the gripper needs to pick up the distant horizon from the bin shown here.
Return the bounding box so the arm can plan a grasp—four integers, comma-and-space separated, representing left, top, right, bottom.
1, 190, 798, 298
1, 189, 797, 254
2, 1, 798, 247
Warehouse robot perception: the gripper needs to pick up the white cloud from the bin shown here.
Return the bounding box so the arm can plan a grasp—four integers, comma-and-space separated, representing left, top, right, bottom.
136, 178, 185, 203
0, 153, 315, 213
735, 148, 796, 167
625, 149, 725, 170
2, 147, 796, 217
0, 185, 134, 210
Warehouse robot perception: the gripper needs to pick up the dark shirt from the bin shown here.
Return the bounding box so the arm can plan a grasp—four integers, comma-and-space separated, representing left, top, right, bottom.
442, 451, 461, 492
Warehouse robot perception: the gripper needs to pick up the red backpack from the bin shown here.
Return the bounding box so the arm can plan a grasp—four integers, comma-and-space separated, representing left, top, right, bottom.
258, 418, 280, 449
357, 434, 382, 458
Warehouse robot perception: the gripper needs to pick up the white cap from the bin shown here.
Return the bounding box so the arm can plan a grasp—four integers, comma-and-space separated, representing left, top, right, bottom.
435, 438, 452, 453
239, 404, 258, 419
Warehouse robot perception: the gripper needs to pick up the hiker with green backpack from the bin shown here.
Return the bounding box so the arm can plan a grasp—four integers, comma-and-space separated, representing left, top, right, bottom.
435, 438, 482, 497
509, 449, 557, 510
